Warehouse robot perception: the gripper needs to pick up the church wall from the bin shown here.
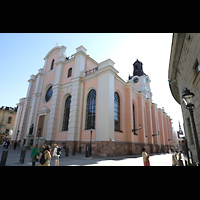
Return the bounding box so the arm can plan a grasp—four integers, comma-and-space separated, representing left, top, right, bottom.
61, 59, 75, 85
85, 58, 98, 71
130, 88, 140, 144
44, 49, 60, 74
151, 103, 159, 145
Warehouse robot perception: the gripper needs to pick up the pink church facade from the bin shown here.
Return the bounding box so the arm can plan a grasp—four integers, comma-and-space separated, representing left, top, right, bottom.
12, 45, 174, 156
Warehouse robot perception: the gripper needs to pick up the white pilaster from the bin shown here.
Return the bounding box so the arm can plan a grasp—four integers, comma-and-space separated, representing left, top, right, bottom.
67, 78, 83, 141
96, 67, 116, 141
73, 47, 87, 78
19, 75, 37, 140
46, 85, 61, 141
11, 98, 25, 141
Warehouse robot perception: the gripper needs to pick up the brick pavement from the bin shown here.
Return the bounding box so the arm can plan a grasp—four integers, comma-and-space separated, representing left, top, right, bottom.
0, 145, 172, 166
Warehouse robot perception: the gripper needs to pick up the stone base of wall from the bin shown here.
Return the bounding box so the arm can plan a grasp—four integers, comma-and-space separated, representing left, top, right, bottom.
45, 140, 172, 156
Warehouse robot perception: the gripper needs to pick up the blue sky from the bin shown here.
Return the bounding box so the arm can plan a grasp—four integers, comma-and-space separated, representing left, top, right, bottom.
0, 33, 183, 131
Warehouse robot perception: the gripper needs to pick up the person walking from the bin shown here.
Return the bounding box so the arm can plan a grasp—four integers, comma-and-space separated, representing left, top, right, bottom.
3, 141, 7, 149
142, 147, 150, 166
39, 145, 51, 166
6, 140, 10, 149
52, 143, 60, 166
172, 153, 178, 166
14, 141, 17, 150
30, 143, 40, 166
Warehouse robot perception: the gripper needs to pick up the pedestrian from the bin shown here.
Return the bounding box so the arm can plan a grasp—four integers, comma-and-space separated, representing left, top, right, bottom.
40, 144, 46, 153
52, 143, 60, 166
3, 141, 7, 149
172, 153, 178, 166
39, 145, 51, 166
6, 140, 10, 149
142, 147, 150, 166
49, 146, 53, 165
177, 152, 184, 166
14, 141, 17, 150
30, 143, 40, 166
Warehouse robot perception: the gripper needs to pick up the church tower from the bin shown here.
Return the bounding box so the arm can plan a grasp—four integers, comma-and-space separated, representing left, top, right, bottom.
133, 59, 146, 77
128, 59, 152, 99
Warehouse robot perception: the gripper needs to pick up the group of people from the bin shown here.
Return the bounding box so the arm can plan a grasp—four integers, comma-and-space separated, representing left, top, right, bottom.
30, 143, 61, 166
142, 147, 184, 166
3, 140, 10, 149
172, 151, 184, 166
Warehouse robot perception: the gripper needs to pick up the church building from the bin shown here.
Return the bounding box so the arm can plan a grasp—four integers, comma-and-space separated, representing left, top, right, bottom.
11, 45, 174, 156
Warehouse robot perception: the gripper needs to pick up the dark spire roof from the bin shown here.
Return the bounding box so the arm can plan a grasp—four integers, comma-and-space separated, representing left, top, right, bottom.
128, 59, 146, 80
133, 59, 146, 77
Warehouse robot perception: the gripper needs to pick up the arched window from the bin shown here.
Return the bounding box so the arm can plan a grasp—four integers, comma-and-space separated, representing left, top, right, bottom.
50, 59, 55, 70
62, 95, 71, 131
85, 89, 96, 130
68, 68, 72, 78
114, 92, 120, 131
133, 103, 135, 131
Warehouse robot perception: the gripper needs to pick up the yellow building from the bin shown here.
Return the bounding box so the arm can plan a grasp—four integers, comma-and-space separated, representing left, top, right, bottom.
0, 106, 17, 143
169, 33, 200, 163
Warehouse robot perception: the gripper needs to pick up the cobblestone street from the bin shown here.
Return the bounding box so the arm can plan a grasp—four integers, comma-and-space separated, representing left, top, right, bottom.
0, 145, 173, 166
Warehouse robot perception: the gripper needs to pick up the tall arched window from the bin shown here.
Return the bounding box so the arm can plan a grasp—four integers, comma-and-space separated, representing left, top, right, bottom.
62, 95, 71, 131
133, 103, 135, 131
50, 59, 55, 70
114, 92, 120, 131
85, 89, 96, 130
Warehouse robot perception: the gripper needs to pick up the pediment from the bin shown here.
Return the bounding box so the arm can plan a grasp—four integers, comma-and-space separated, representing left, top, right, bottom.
38, 106, 50, 114
44, 46, 62, 60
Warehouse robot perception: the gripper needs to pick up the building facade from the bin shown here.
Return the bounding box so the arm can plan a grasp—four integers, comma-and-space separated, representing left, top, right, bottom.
169, 33, 200, 163
12, 45, 173, 156
0, 106, 17, 143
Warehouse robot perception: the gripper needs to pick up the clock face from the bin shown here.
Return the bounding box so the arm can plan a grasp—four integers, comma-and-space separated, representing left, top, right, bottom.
133, 77, 139, 83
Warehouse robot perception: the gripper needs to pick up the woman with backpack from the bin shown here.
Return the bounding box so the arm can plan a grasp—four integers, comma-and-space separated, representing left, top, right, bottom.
53, 143, 60, 166
39, 145, 51, 166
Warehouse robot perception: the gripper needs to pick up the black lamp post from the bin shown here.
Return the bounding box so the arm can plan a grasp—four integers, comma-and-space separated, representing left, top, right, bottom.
90, 129, 93, 156
38, 128, 41, 146
182, 88, 200, 165
152, 131, 161, 152
132, 124, 142, 135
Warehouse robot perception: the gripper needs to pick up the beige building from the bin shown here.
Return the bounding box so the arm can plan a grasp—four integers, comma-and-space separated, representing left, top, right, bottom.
0, 106, 17, 143
168, 33, 200, 163
11, 45, 173, 155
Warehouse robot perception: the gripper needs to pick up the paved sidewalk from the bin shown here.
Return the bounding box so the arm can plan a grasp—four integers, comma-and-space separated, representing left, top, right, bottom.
0, 145, 172, 166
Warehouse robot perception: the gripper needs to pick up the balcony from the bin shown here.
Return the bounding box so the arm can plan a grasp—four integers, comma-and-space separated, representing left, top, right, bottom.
85, 66, 99, 76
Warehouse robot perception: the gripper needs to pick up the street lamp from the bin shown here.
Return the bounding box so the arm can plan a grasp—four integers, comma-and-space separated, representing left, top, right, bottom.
16, 130, 19, 141
38, 128, 41, 146
152, 131, 161, 153
132, 124, 142, 135
90, 129, 93, 156
182, 88, 200, 165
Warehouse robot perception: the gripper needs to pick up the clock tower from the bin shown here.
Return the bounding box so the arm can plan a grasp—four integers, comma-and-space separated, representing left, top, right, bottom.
128, 59, 152, 99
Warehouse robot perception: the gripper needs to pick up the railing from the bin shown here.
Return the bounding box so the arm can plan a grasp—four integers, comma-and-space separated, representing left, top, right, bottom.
85, 66, 99, 76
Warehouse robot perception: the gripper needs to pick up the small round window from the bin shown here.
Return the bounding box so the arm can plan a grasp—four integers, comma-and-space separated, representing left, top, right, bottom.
45, 86, 53, 102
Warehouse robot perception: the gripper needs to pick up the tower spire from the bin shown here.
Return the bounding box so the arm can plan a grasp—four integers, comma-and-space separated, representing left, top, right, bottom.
133, 59, 146, 77
178, 121, 183, 135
